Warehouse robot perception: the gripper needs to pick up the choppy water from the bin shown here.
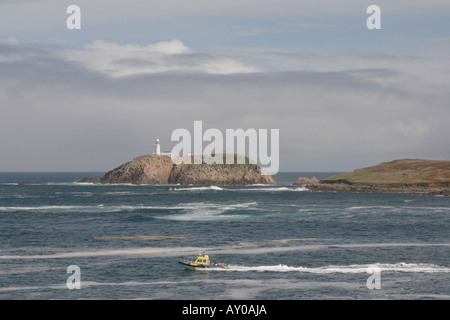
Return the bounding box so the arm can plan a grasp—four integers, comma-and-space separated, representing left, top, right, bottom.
0, 172, 449, 300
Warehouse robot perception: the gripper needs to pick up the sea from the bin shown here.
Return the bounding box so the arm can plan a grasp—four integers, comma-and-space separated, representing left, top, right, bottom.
0, 172, 449, 301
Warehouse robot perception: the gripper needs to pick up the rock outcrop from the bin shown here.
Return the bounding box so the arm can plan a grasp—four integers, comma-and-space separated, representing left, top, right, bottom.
78, 176, 103, 184
101, 155, 174, 184
80, 154, 275, 185
170, 162, 275, 185
293, 176, 319, 187
294, 159, 450, 196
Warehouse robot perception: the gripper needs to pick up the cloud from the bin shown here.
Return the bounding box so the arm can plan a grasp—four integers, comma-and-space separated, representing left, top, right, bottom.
1, 1, 449, 57
63, 39, 259, 77
0, 38, 449, 171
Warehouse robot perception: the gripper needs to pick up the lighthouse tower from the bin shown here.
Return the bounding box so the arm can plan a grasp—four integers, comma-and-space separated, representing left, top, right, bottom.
155, 139, 161, 155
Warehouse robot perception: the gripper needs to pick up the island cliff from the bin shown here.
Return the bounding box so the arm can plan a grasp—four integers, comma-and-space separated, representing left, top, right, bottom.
294, 159, 450, 196
80, 154, 275, 185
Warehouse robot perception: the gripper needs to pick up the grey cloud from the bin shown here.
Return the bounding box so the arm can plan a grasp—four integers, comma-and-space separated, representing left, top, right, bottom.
63, 40, 258, 76
0, 39, 448, 171
2, 1, 449, 46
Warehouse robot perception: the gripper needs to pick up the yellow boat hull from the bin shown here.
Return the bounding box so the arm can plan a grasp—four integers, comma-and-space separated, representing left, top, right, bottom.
177, 261, 228, 270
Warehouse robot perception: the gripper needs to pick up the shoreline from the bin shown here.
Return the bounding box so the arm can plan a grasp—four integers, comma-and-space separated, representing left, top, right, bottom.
293, 159, 450, 196
294, 177, 450, 196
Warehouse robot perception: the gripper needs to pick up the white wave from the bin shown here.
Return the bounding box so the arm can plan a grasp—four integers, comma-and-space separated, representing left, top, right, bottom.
0, 278, 205, 293
103, 191, 150, 195
346, 205, 450, 214
167, 201, 256, 210
174, 186, 309, 192
73, 182, 151, 187
372, 262, 450, 273
230, 186, 309, 192
0, 284, 66, 292
43, 182, 89, 186
224, 201, 258, 209
404, 206, 450, 211
0, 194, 41, 199
176, 185, 224, 191
0, 246, 202, 260
265, 187, 309, 192
224, 263, 450, 274
64, 192, 94, 197
0, 204, 152, 213
346, 206, 396, 211
156, 208, 248, 221
154, 201, 257, 221
0, 205, 82, 212
0, 201, 260, 215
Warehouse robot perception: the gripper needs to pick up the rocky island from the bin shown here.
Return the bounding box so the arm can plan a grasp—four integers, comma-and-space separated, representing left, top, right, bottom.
294, 159, 450, 196
79, 154, 275, 185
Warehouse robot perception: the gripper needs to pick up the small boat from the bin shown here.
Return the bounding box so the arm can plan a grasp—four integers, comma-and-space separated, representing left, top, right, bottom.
177, 252, 228, 270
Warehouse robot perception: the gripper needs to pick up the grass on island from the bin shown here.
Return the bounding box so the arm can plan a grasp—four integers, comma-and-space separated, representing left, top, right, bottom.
322, 159, 450, 185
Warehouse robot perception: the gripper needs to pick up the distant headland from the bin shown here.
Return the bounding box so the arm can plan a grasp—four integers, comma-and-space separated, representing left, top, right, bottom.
79, 153, 275, 185
294, 159, 450, 196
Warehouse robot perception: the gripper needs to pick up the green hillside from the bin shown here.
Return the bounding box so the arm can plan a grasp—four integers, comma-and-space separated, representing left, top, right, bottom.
323, 159, 450, 185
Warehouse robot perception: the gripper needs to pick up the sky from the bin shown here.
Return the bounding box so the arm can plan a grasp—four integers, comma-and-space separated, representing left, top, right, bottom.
0, 0, 449, 172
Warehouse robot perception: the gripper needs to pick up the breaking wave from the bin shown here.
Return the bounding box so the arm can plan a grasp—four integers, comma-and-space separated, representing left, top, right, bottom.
0, 201, 259, 218
238, 186, 309, 192
171, 186, 309, 192
177, 186, 224, 191
0, 204, 174, 214
154, 201, 258, 221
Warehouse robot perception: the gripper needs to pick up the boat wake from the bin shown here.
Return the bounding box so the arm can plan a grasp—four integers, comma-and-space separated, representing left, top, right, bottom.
222, 263, 450, 274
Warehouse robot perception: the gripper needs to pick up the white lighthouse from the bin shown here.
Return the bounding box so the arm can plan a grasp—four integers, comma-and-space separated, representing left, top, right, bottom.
155, 138, 161, 155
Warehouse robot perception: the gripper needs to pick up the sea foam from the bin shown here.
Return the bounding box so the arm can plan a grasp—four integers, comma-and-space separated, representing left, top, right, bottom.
223, 263, 450, 274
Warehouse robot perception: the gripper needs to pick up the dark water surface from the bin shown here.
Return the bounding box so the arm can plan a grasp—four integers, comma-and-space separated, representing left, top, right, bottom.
0, 173, 449, 299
